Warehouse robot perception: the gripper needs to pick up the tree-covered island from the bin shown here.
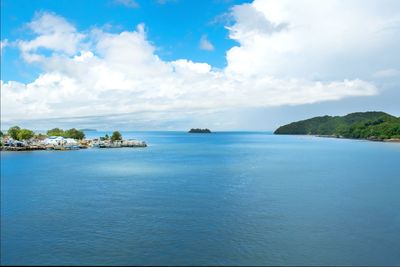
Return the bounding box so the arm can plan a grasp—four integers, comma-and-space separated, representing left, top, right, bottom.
274, 111, 400, 141
188, 128, 212, 133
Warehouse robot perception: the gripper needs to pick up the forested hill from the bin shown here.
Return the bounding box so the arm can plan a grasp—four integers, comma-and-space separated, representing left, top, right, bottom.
274, 112, 400, 140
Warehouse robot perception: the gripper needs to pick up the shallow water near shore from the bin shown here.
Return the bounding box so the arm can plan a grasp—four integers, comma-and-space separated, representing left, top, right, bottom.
1, 131, 400, 265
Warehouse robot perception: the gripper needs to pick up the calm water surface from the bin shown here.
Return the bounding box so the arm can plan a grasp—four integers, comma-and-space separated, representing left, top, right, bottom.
1, 132, 400, 265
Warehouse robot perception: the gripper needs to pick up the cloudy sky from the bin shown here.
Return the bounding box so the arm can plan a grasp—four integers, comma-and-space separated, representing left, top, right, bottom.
1, 0, 399, 130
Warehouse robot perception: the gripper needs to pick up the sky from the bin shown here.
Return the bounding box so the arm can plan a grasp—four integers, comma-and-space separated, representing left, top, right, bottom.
1, 0, 400, 131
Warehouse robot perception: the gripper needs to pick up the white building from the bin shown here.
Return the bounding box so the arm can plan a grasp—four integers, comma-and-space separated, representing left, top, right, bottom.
44, 136, 80, 145
44, 136, 79, 146
44, 136, 65, 146
65, 138, 78, 145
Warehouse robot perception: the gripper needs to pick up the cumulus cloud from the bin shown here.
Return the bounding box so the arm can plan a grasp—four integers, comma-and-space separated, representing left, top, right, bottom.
199, 35, 215, 51
1, 39, 9, 53
225, 0, 400, 79
3, 0, 399, 127
18, 12, 85, 62
227, 3, 288, 39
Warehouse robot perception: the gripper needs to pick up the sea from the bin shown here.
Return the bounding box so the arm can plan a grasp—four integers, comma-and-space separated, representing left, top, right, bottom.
1, 131, 400, 265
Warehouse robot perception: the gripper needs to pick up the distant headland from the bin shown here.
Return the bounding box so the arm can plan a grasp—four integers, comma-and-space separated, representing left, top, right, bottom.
80, 128, 97, 131
274, 111, 400, 142
188, 128, 211, 133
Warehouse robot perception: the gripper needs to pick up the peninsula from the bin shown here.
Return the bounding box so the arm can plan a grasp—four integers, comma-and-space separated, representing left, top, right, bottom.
274, 111, 400, 142
1, 127, 147, 151
188, 128, 211, 133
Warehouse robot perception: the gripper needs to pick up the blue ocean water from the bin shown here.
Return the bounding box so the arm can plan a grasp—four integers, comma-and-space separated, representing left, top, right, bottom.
1, 131, 400, 265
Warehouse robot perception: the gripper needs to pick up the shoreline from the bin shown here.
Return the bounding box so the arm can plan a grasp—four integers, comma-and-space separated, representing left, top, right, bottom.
0, 139, 147, 152
0, 144, 147, 152
272, 133, 400, 143
314, 135, 400, 143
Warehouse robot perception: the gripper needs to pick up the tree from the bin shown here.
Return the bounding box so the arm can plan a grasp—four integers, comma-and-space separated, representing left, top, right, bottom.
64, 128, 85, 139
34, 133, 48, 140
111, 131, 122, 142
8, 126, 21, 140
0, 131, 3, 137
47, 128, 64, 136
17, 129, 34, 141
100, 134, 110, 141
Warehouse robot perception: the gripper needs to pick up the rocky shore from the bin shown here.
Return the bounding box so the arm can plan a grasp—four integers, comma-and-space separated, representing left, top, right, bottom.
1, 139, 147, 152
383, 138, 400, 143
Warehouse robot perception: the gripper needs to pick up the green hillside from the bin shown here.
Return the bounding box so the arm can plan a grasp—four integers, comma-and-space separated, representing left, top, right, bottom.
274, 112, 400, 140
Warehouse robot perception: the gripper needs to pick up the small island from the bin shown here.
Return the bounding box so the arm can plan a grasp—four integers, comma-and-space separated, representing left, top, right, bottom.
274, 111, 400, 142
188, 128, 211, 133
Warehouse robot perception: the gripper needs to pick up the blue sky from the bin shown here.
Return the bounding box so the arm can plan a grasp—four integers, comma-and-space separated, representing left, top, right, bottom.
1, 0, 250, 82
1, 0, 400, 130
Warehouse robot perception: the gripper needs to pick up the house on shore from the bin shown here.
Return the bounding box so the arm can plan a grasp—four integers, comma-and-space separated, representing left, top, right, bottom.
44, 136, 78, 146
4, 139, 25, 147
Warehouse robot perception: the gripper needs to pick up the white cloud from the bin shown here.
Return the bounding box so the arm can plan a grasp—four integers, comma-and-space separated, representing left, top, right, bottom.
226, 3, 288, 39
1, 39, 8, 53
199, 35, 215, 51
18, 12, 85, 62
3, 0, 399, 127
225, 0, 400, 79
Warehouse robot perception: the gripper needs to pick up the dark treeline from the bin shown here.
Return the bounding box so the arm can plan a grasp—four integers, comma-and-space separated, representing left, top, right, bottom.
46, 128, 85, 140
2, 127, 127, 142
2, 126, 86, 141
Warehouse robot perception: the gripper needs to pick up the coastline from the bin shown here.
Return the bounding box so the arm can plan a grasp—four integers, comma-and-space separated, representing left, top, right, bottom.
314, 134, 400, 143
0, 138, 147, 152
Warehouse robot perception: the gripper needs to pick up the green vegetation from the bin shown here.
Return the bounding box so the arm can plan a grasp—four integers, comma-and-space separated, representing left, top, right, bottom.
111, 131, 122, 142
8, 126, 21, 140
274, 111, 400, 140
3, 126, 85, 141
17, 129, 34, 141
64, 128, 85, 140
100, 134, 110, 141
47, 128, 64, 136
34, 133, 47, 140
47, 128, 85, 139
6, 126, 35, 141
